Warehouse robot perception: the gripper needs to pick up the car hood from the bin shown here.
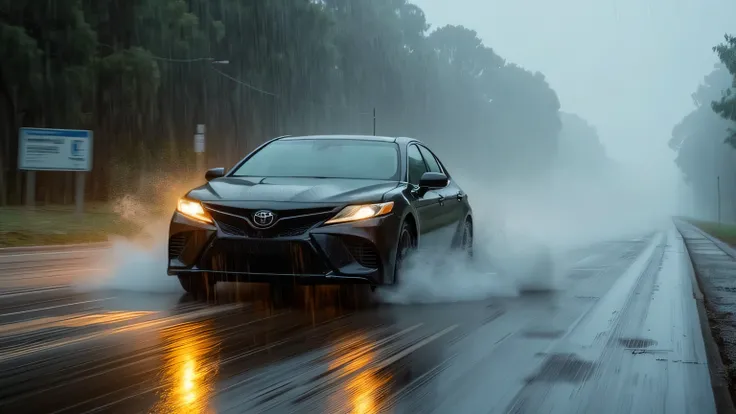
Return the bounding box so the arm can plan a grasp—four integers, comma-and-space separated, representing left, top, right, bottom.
187, 176, 400, 204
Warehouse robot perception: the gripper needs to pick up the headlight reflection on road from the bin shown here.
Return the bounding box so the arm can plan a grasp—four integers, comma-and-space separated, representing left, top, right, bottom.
150, 320, 220, 414
326, 335, 393, 414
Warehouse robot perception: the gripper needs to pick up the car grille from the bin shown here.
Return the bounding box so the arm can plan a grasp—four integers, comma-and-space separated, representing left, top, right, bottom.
202, 239, 329, 275
169, 233, 188, 260
342, 237, 380, 269
203, 204, 336, 238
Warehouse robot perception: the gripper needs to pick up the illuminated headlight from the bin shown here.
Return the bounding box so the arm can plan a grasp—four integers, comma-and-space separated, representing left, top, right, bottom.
177, 198, 213, 224
325, 202, 394, 225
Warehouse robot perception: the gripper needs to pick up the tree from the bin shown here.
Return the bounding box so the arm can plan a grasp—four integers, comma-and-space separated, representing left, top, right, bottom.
0, 0, 567, 206
671, 64, 736, 220
712, 34, 736, 146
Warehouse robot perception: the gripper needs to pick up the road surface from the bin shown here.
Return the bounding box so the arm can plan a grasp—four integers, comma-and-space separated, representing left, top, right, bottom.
0, 227, 717, 413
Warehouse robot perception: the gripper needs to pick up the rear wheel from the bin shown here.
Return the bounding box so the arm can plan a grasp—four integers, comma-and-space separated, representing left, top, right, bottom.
393, 221, 417, 284
178, 273, 216, 298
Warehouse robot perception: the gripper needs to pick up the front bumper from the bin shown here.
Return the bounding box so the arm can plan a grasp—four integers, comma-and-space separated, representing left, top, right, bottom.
167, 209, 401, 286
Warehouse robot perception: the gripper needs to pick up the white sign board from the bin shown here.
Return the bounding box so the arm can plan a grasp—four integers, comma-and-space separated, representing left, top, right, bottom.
196, 124, 206, 134
194, 133, 205, 153
18, 128, 93, 171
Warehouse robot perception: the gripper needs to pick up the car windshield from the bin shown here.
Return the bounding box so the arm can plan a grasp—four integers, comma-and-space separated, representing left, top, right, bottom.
230, 139, 400, 180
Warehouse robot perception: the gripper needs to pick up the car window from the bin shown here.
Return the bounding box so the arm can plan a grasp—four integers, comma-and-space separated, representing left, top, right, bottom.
418, 146, 442, 174
230, 139, 400, 180
407, 145, 428, 185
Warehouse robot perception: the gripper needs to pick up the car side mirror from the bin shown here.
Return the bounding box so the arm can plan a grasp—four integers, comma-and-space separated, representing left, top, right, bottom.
418, 172, 448, 193
205, 167, 225, 181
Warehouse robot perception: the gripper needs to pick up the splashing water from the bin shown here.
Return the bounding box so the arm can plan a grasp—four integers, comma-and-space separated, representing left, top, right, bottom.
377, 246, 518, 304
76, 195, 180, 294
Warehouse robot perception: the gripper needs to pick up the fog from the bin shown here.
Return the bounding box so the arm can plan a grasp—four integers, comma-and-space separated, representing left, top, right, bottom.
412, 0, 736, 165
411, 0, 736, 220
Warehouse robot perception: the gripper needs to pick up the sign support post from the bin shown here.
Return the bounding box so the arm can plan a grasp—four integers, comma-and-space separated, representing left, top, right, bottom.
75, 172, 85, 216
25, 171, 35, 209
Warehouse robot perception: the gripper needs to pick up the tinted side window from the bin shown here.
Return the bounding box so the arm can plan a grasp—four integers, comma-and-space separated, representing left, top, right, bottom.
418, 146, 442, 174
407, 145, 428, 185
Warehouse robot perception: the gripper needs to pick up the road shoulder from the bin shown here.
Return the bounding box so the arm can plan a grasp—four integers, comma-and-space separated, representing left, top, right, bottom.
676, 218, 736, 414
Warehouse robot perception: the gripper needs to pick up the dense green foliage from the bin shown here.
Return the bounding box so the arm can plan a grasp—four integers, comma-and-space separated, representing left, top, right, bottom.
712, 35, 736, 146
0, 0, 590, 206
671, 35, 736, 220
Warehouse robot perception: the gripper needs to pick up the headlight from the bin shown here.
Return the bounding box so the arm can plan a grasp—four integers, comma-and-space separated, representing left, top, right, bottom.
325, 202, 394, 225
177, 198, 213, 224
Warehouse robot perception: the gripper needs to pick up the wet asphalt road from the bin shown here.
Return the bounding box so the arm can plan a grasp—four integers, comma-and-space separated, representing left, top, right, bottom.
0, 228, 718, 414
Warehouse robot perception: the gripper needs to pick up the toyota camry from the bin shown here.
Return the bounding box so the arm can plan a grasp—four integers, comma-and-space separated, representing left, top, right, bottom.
168, 135, 473, 300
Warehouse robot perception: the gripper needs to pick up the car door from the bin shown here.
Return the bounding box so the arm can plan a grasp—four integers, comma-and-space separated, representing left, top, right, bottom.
417, 145, 465, 246
407, 144, 444, 246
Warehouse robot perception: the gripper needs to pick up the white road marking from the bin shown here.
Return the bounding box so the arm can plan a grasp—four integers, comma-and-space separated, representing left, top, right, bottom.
0, 297, 115, 318
0, 303, 244, 363
374, 324, 458, 369
0, 248, 108, 258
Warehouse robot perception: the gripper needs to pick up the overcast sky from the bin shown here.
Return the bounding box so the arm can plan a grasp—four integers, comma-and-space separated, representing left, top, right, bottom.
412, 0, 736, 165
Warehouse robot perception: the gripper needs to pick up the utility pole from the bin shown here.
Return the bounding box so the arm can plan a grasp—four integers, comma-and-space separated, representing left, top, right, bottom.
373, 108, 376, 136
195, 124, 205, 173
717, 175, 721, 224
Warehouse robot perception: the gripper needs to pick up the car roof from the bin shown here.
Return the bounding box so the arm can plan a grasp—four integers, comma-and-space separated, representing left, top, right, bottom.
276, 134, 419, 145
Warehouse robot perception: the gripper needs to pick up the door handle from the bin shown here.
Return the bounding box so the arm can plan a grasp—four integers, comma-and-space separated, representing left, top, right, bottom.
456, 192, 465, 201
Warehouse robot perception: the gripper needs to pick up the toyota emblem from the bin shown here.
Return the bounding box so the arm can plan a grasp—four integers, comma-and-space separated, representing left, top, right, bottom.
253, 210, 275, 227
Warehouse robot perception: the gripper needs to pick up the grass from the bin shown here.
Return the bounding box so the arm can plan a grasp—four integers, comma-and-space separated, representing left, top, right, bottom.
689, 219, 736, 247
0, 203, 144, 248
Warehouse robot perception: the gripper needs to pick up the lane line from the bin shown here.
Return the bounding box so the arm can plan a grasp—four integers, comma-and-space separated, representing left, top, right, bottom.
557, 231, 664, 352
218, 323, 424, 396
373, 324, 458, 369
223, 323, 453, 413
0, 248, 109, 259
0, 287, 70, 298
56, 312, 346, 414
0, 304, 244, 363
0, 297, 115, 318
0, 268, 106, 280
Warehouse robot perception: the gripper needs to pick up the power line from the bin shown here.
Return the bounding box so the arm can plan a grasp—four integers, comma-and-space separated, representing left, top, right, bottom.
146, 51, 373, 114
149, 55, 221, 63
209, 65, 279, 97
149, 53, 279, 97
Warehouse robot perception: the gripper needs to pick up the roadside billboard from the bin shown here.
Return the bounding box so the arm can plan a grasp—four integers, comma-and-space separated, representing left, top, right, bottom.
18, 128, 93, 171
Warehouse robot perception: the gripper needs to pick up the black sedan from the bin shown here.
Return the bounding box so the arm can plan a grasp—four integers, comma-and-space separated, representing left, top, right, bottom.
168, 135, 473, 298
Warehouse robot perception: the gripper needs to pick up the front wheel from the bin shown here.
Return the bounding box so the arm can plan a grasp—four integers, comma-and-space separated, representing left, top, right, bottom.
337, 284, 374, 309
269, 284, 296, 308
178, 273, 216, 297
393, 221, 417, 284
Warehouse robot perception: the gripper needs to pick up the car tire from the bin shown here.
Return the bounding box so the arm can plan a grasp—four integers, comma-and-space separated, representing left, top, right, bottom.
393, 220, 417, 285
460, 219, 473, 258
177, 273, 216, 297
269, 284, 296, 308
337, 284, 373, 309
